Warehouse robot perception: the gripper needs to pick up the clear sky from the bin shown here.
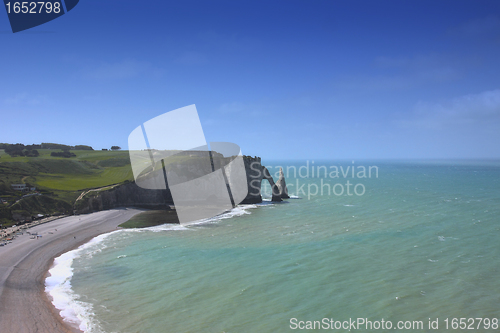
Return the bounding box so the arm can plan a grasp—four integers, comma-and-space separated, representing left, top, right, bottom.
1, 0, 500, 159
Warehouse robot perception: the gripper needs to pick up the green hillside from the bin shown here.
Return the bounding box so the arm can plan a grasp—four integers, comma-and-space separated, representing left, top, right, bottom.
0, 148, 134, 226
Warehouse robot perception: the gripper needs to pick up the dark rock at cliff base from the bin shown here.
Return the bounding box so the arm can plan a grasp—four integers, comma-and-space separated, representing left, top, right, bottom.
275, 167, 290, 199
271, 184, 283, 202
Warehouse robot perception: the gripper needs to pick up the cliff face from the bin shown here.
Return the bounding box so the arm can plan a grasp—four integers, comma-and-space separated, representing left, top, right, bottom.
75, 182, 173, 214
75, 156, 287, 214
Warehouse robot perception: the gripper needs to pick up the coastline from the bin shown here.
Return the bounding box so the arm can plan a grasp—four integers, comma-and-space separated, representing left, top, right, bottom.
0, 208, 145, 333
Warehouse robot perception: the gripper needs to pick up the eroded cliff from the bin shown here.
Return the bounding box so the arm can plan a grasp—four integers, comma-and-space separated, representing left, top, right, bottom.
74, 156, 286, 214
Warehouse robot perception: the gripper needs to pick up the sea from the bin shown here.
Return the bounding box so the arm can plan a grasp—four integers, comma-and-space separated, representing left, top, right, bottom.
45, 160, 500, 332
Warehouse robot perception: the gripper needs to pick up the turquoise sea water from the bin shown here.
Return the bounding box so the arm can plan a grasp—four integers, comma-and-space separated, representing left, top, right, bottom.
48, 160, 500, 332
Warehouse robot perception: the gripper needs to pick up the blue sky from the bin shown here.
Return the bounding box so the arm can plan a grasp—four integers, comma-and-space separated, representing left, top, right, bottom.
1, 0, 500, 159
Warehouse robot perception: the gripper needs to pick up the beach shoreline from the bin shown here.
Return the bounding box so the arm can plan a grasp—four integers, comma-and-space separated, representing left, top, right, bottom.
0, 208, 145, 333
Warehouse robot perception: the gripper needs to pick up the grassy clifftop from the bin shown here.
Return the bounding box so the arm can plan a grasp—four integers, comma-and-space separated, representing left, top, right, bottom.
0, 149, 134, 226
0, 149, 133, 190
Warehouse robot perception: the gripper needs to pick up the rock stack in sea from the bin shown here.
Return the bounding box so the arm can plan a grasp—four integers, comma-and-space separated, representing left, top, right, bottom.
275, 167, 290, 199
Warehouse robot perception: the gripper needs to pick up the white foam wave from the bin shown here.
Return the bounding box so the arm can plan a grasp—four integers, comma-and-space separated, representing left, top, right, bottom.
187, 205, 255, 226
142, 223, 190, 232
289, 195, 301, 199
45, 232, 117, 332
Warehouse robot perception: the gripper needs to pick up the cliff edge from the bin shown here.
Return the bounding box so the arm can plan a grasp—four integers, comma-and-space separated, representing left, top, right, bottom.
74, 156, 287, 214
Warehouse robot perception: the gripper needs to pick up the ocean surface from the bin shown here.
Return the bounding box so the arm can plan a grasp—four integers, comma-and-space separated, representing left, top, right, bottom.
46, 160, 500, 332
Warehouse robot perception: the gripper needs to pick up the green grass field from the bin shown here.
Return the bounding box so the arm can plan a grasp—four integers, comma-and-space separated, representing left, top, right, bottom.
0, 149, 134, 201
36, 165, 133, 191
